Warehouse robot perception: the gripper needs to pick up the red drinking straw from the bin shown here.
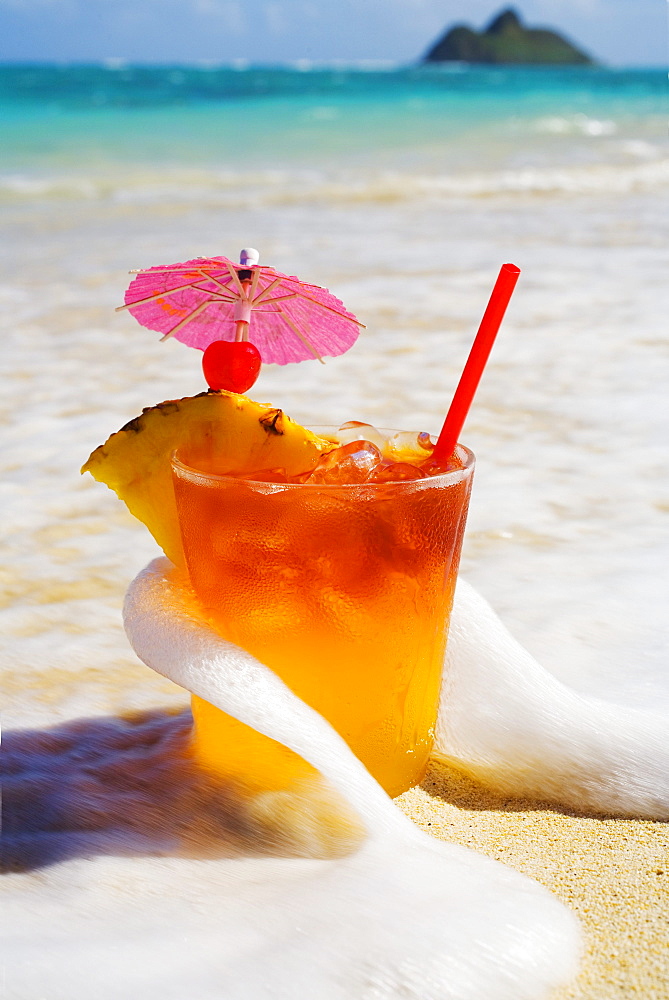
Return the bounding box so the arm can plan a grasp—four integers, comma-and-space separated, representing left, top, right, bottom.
433, 263, 521, 462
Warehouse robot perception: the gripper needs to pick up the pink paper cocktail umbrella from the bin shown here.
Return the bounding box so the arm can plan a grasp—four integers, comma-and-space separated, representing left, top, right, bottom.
117, 249, 364, 366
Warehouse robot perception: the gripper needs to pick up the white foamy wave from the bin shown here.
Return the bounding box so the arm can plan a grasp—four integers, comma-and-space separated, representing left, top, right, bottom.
438, 581, 669, 819
618, 139, 662, 159
307, 160, 669, 202
0, 173, 103, 199
115, 558, 581, 1000
2, 158, 667, 210
0, 168, 295, 203
533, 114, 617, 137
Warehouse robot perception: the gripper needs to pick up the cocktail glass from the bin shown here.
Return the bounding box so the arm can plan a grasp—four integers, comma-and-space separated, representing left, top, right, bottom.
171, 437, 474, 798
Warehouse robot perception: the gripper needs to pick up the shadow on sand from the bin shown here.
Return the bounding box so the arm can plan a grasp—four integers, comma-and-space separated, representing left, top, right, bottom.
1, 708, 287, 873
5, 707, 627, 876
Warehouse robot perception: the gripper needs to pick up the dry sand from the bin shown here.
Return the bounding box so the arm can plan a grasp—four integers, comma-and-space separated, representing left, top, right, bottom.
398, 759, 669, 999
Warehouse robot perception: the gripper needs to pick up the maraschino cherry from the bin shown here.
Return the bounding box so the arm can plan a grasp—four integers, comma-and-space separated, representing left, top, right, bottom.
202, 340, 262, 393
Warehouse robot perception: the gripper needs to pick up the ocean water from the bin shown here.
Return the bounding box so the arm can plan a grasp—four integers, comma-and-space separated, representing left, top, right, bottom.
2, 64, 666, 196
2, 63, 667, 709
1, 63, 668, 998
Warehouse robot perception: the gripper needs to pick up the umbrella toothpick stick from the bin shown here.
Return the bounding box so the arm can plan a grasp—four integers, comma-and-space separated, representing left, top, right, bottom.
234, 275, 253, 342
115, 281, 235, 313
278, 308, 325, 364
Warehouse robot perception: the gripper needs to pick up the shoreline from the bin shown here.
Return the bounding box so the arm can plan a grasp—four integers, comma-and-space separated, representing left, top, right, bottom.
5, 703, 667, 996
399, 760, 669, 999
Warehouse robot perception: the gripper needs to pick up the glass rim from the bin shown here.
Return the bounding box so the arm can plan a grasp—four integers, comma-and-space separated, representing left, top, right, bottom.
171, 437, 475, 491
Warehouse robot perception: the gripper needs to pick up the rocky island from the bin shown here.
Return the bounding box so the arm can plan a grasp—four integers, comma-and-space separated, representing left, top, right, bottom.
423, 7, 594, 65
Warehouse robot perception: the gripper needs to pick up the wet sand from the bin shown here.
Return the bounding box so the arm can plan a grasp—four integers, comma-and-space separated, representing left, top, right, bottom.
5, 694, 667, 997
399, 761, 669, 999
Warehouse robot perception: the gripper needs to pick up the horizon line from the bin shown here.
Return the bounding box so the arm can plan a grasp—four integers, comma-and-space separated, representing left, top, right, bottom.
1, 57, 665, 71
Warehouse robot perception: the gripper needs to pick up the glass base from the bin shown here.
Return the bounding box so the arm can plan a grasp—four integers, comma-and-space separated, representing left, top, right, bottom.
190, 694, 430, 798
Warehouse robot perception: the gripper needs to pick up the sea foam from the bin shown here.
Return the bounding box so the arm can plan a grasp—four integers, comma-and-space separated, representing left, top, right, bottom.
2, 158, 667, 209
437, 580, 669, 818
117, 557, 581, 1000
114, 555, 669, 996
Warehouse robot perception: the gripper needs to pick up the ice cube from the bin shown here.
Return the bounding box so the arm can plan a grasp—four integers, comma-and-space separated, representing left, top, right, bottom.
336, 421, 388, 451
369, 462, 424, 484
420, 453, 466, 477
385, 431, 434, 463
306, 441, 384, 485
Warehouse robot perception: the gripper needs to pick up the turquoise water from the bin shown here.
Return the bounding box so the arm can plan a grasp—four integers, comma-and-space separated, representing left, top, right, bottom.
1, 64, 665, 174
2, 64, 664, 110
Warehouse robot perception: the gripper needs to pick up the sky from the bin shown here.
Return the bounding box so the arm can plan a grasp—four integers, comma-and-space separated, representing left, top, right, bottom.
0, 0, 666, 67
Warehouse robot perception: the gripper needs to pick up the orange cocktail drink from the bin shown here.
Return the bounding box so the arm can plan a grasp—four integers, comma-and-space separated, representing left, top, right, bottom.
172, 435, 474, 798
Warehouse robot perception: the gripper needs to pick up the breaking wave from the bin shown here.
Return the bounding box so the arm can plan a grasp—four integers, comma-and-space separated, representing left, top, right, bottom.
2, 157, 667, 209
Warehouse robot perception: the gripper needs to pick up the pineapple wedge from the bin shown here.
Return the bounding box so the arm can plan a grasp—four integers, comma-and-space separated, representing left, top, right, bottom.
82, 390, 333, 565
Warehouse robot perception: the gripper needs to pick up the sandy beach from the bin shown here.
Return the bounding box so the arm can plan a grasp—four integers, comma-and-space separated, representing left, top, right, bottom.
2, 64, 668, 998
400, 763, 669, 998
5, 689, 668, 997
